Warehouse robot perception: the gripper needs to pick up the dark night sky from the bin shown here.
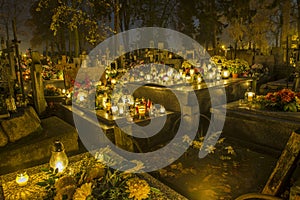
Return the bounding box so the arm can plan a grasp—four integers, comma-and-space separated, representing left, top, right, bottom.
0, 0, 40, 53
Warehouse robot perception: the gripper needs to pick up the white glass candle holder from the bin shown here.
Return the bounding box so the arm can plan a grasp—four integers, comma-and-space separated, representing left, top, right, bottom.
16, 172, 29, 186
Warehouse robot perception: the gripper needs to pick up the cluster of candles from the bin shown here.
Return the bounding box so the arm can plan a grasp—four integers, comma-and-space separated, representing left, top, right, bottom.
120, 63, 232, 86
103, 95, 166, 120
15, 140, 69, 187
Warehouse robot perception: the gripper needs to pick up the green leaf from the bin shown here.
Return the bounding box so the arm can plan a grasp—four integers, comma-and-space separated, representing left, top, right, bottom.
62, 194, 68, 200
36, 182, 48, 187
41, 167, 50, 172
150, 187, 161, 194
48, 178, 55, 185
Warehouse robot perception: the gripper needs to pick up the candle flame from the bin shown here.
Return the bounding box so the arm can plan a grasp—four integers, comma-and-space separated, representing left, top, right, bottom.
55, 161, 65, 172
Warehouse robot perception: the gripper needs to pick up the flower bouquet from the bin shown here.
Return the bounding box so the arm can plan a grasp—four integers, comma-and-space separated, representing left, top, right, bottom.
249, 63, 269, 78
251, 88, 300, 112
210, 55, 227, 66
225, 58, 250, 76
37, 154, 170, 200
44, 84, 63, 96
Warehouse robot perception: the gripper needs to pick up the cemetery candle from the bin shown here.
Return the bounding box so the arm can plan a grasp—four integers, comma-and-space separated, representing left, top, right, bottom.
118, 103, 125, 115
197, 76, 202, 83
111, 105, 118, 115
79, 95, 85, 102
111, 78, 116, 85
49, 140, 68, 173
55, 161, 64, 172
160, 105, 166, 113
247, 92, 255, 102
16, 173, 29, 186
190, 68, 195, 76
221, 69, 230, 79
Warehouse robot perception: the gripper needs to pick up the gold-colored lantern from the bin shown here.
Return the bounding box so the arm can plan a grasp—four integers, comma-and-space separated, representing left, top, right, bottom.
49, 140, 68, 173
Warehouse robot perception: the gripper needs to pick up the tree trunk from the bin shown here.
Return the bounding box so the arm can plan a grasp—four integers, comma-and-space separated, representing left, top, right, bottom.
234, 40, 238, 59
280, 0, 291, 48
276, 31, 279, 47
60, 29, 66, 55
50, 40, 54, 57
298, 0, 300, 42
74, 28, 79, 57
45, 39, 49, 57
211, 0, 217, 54
68, 29, 72, 57
114, 0, 120, 34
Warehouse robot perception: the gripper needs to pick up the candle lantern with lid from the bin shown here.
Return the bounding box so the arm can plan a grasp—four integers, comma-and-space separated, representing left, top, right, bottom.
244, 88, 256, 102
49, 140, 68, 173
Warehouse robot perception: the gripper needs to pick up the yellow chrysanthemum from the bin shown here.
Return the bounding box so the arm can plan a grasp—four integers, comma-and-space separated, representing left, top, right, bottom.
55, 176, 76, 191
54, 185, 76, 200
126, 178, 150, 200
73, 182, 93, 200
192, 140, 203, 149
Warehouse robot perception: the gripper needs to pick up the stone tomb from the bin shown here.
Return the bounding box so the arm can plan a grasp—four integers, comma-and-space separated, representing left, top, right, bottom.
0, 107, 78, 174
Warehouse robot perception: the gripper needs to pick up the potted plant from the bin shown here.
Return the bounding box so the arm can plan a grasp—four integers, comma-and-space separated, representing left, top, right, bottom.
226, 59, 249, 78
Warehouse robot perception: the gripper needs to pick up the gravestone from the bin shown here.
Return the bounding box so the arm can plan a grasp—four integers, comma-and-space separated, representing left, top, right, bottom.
30, 51, 46, 115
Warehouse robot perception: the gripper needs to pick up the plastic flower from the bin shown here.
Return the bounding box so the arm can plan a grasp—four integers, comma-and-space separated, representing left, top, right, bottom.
85, 164, 105, 181
192, 140, 203, 149
73, 182, 93, 200
125, 160, 145, 173
54, 185, 76, 200
126, 177, 150, 200
55, 176, 76, 191
182, 135, 192, 144
205, 145, 216, 154
217, 138, 225, 144
225, 146, 235, 155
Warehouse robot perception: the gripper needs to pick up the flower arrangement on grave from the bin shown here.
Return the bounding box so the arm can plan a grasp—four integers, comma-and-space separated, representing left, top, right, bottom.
64, 87, 74, 105
225, 58, 250, 75
72, 77, 98, 108
37, 153, 168, 200
44, 84, 63, 96
251, 88, 300, 112
249, 63, 269, 79
210, 55, 227, 66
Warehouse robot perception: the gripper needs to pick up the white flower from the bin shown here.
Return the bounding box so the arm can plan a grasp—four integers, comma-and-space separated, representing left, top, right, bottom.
182, 135, 192, 144
205, 145, 216, 154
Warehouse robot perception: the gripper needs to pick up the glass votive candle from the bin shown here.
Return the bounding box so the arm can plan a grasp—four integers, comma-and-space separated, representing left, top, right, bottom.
118, 103, 125, 115
160, 105, 166, 113
138, 105, 146, 119
16, 172, 29, 186
111, 105, 118, 115
247, 91, 255, 102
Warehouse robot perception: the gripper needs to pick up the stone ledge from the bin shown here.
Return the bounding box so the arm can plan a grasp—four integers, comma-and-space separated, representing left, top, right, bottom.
213, 102, 300, 153
0, 116, 78, 175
